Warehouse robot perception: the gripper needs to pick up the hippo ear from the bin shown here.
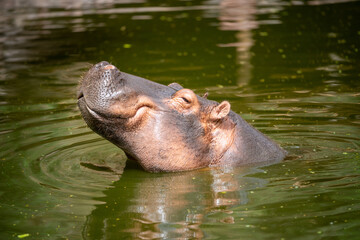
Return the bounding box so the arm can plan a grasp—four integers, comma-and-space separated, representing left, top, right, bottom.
210, 101, 231, 120
168, 83, 184, 91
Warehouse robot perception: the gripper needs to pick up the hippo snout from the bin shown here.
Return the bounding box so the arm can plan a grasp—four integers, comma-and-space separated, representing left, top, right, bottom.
78, 61, 125, 114
87, 61, 122, 87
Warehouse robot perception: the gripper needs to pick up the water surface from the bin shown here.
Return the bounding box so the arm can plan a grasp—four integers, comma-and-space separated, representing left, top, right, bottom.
0, 0, 359, 239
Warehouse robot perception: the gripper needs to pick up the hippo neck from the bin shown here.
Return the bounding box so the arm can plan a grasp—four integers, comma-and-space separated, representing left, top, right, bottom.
215, 112, 286, 166
122, 138, 211, 173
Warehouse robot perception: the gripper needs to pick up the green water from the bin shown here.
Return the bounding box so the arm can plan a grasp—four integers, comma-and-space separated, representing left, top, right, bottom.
1, 0, 359, 239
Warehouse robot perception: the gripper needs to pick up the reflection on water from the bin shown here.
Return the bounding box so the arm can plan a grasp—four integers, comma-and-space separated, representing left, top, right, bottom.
218, 0, 256, 87
0, 0, 360, 239
83, 167, 266, 239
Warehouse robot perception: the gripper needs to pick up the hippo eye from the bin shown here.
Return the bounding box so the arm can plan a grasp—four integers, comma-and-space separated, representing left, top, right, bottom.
181, 97, 191, 104
171, 88, 198, 110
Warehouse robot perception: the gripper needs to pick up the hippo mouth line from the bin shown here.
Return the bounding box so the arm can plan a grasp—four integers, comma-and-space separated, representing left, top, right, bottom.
77, 91, 84, 100
77, 95, 103, 119
78, 94, 153, 121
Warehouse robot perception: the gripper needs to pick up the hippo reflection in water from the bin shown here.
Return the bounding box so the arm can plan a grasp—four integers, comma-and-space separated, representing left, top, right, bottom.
77, 61, 286, 172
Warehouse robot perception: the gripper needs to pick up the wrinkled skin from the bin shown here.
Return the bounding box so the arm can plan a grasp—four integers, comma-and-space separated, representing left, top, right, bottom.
77, 61, 286, 172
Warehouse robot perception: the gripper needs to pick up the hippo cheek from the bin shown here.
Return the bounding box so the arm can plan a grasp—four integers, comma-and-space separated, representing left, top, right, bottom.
119, 110, 211, 172
107, 95, 156, 122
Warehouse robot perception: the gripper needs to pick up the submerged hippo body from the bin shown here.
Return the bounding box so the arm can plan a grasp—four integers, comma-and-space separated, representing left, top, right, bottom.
77, 61, 286, 172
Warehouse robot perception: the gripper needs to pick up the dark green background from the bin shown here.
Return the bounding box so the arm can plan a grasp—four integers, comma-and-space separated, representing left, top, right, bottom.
0, 0, 359, 239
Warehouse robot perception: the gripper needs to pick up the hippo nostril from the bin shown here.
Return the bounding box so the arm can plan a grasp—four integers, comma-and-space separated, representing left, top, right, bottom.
94, 61, 110, 69
103, 64, 115, 70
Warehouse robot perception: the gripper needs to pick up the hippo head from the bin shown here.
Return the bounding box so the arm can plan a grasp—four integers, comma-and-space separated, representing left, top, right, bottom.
77, 61, 236, 172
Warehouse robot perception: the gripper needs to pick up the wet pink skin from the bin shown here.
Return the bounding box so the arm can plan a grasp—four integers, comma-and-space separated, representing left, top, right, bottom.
78, 61, 287, 172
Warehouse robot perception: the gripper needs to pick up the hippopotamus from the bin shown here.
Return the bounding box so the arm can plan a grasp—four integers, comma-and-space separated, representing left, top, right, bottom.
77, 61, 286, 172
